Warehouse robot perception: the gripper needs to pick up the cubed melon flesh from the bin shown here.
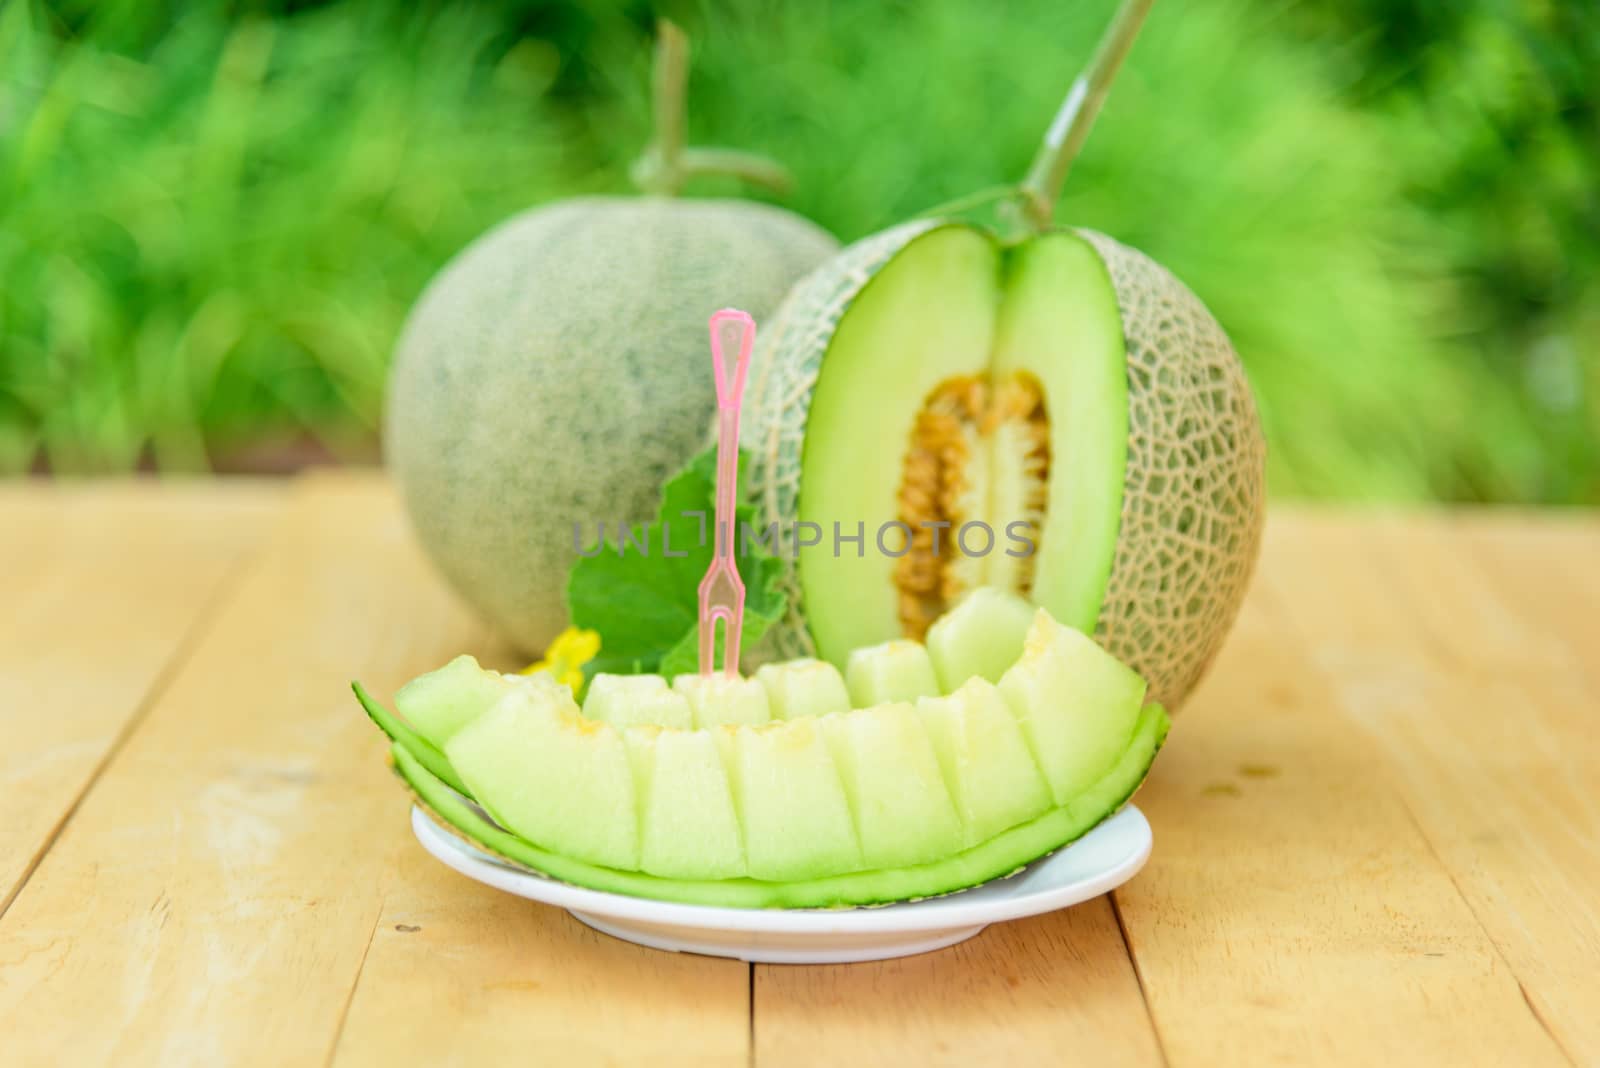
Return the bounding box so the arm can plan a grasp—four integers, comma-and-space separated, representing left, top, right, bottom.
672, 674, 772, 727
925, 586, 1037, 692
627, 725, 745, 879
845, 640, 941, 706
729, 718, 861, 881
916, 678, 1053, 846
818, 702, 962, 869
394, 654, 522, 747
391, 700, 1169, 908
445, 686, 639, 870
755, 658, 852, 720
998, 611, 1146, 804
359, 604, 1162, 896
585, 673, 693, 729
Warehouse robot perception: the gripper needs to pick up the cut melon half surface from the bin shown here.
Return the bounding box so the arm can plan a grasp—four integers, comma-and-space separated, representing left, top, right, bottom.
791, 227, 1127, 662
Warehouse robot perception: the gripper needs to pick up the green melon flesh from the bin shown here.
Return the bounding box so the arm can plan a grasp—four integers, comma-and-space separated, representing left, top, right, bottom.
925, 586, 1037, 691
999, 616, 1147, 805
585, 673, 693, 729
818, 701, 963, 869
394, 654, 521, 747
792, 228, 1127, 664
446, 687, 639, 870
672, 674, 773, 727
627, 725, 745, 880
755, 658, 851, 720
845, 639, 941, 706
990, 238, 1129, 632
730, 718, 861, 880
916, 678, 1053, 847
392, 700, 1168, 909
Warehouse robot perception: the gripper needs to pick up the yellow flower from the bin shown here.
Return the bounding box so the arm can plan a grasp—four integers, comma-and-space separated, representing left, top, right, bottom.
522, 626, 601, 693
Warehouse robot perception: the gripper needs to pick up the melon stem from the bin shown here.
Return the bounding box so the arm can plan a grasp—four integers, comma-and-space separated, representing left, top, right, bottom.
631, 19, 794, 198
1015, 0, 1154, 231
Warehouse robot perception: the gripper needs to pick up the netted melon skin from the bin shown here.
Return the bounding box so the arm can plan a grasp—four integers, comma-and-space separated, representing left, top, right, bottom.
745, 224, 1265, 710
1076, 231, 1265, 708
388, 197, 838, 654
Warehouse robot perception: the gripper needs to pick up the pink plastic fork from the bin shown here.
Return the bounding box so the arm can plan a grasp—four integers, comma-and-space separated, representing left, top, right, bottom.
698, 309, 755, 677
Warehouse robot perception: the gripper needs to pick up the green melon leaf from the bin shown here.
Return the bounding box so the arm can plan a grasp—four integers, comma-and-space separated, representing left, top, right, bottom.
567, 446, 787, 680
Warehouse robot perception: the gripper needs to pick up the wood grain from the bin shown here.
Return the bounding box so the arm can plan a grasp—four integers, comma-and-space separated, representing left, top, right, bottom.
1110, 542, 1570, 1066
0, 475, 480, 1065
1262, 511, 1599, 1064
0, 480, 280, 913
0, 474, 750, 1067
331, 835, 747, 1068
754, 896, 1162, 1067
4, 478, 1598, 1067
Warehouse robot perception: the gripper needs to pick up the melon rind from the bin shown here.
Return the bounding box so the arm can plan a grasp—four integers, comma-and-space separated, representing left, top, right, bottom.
743, 223, 1265, 709
1074, 231, 1266, 706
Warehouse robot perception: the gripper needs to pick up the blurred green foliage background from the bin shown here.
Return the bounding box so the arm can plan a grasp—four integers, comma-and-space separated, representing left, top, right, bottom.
2, 0, 1595, 501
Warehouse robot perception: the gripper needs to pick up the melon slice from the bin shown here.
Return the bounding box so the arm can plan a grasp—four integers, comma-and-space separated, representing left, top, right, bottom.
627, 725, 745, 879
352, 680, 469, 797
358, 604, 1168, 901
845, 639, 940, 706
390, 700, 1168, 909
445, 685, 639, 870
916, 678, 1054, 845
925, 586, 1036, 691
755, 658, 851, 720
999, 609, 1147, 804
394, 654, 523, 747
729, 718, 861, 881
672, 674, 772, 727
585, 673, 693, 729
818, 702, 962, 869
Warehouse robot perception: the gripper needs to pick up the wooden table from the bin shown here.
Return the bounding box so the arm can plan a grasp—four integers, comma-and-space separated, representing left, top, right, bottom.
1, 473, 1595, 1066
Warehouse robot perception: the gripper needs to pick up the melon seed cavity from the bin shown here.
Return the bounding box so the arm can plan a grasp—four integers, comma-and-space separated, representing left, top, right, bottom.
895, 373, 1050, 637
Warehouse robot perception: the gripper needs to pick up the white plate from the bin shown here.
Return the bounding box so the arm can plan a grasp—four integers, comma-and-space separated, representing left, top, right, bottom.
411, 803, 1152, 964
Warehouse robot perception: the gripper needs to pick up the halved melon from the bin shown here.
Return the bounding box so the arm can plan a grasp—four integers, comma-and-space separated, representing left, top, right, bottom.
358, 600, 1169, 905
743, 221, 1266, 709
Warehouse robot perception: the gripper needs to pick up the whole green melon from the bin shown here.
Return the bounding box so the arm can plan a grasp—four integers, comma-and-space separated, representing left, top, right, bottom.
386, 22, 839, 654
388, 195, 837, 654
735, 1, 1265, 712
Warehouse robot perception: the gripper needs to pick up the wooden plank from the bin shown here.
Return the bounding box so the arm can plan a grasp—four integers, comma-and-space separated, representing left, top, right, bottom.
331, 839, 747, 1068
754, 898, 1162, 1068
0, 472, 749, 1066
1261, 510, 1599, 1063
1455, 511, 1600, 691
0, 480, 281, 912
1109, 523, 1568, 1066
